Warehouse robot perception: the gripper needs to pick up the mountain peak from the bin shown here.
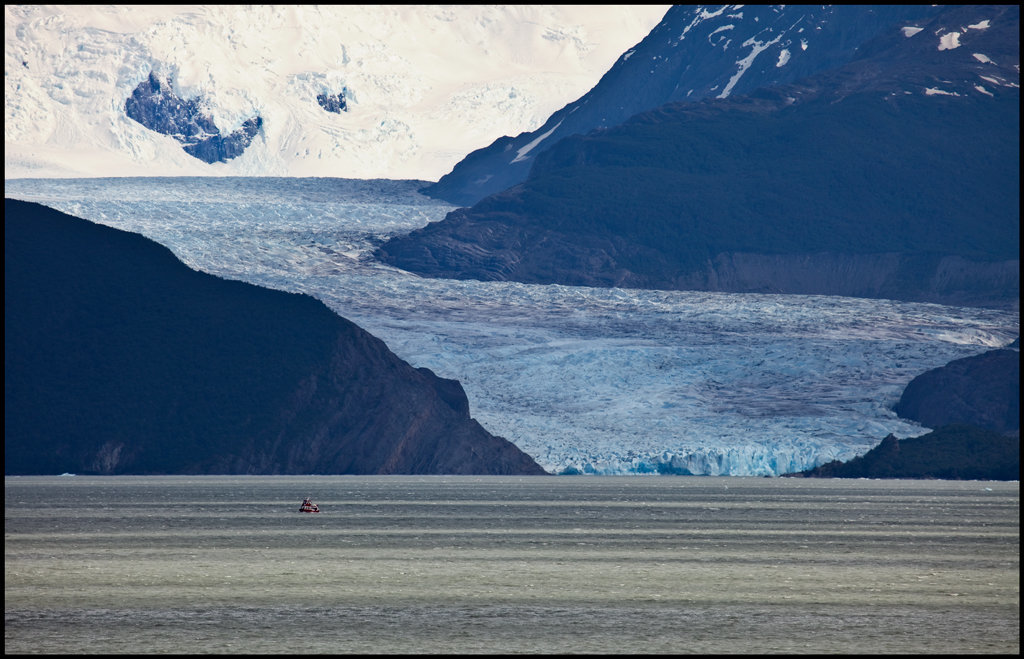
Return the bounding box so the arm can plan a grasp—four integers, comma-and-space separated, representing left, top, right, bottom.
423, 4, 1018, 205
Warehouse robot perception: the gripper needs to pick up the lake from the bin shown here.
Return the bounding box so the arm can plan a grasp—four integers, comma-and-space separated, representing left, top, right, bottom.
4, 475, 1019, 654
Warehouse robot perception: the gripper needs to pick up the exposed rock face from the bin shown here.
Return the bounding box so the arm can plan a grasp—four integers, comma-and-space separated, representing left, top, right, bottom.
4, 199, 546, 476
378, 6, 1020, 308
895, 348, 1020, 435
182, 116, 262, 163
317, 91, 348, 113
124, 72, 219, 139
786, 425, 1020, 480
125, 72, 263, 164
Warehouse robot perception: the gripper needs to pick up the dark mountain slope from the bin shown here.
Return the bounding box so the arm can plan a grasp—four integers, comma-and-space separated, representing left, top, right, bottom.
377, 5, 1019, 307
786, 425, 1019, 480
789, 342, 1019, 480
423, 5, 946, 206
895, 348, 1020, 435
4, 199, 545, 476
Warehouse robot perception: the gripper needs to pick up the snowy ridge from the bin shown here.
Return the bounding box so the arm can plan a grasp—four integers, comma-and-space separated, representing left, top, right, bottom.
5, 5, 668, 180
6, 178, 1018, 476
423, 4, 1018, 206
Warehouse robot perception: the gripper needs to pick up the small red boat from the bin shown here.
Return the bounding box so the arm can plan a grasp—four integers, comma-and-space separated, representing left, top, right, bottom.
299, 497, 320, 513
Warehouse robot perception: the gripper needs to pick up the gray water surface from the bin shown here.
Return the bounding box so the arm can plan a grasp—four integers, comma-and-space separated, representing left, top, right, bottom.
5, 476, 1019, 654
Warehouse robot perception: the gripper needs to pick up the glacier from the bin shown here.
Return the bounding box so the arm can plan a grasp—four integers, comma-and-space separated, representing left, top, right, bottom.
4, 5, 669, 181
5, 177, 1018, 476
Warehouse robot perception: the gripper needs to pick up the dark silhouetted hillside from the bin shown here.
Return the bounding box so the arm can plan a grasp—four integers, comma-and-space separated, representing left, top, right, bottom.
4, 199, 546, 476
786, 425, 1019, 480
895, 348, 1020, 435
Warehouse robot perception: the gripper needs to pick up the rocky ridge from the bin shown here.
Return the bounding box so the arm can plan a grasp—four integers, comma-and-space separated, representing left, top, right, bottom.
423, 5, 949, 206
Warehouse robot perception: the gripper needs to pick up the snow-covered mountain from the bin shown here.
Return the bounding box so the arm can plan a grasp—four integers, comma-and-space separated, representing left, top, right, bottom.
4, 4, 669, 180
